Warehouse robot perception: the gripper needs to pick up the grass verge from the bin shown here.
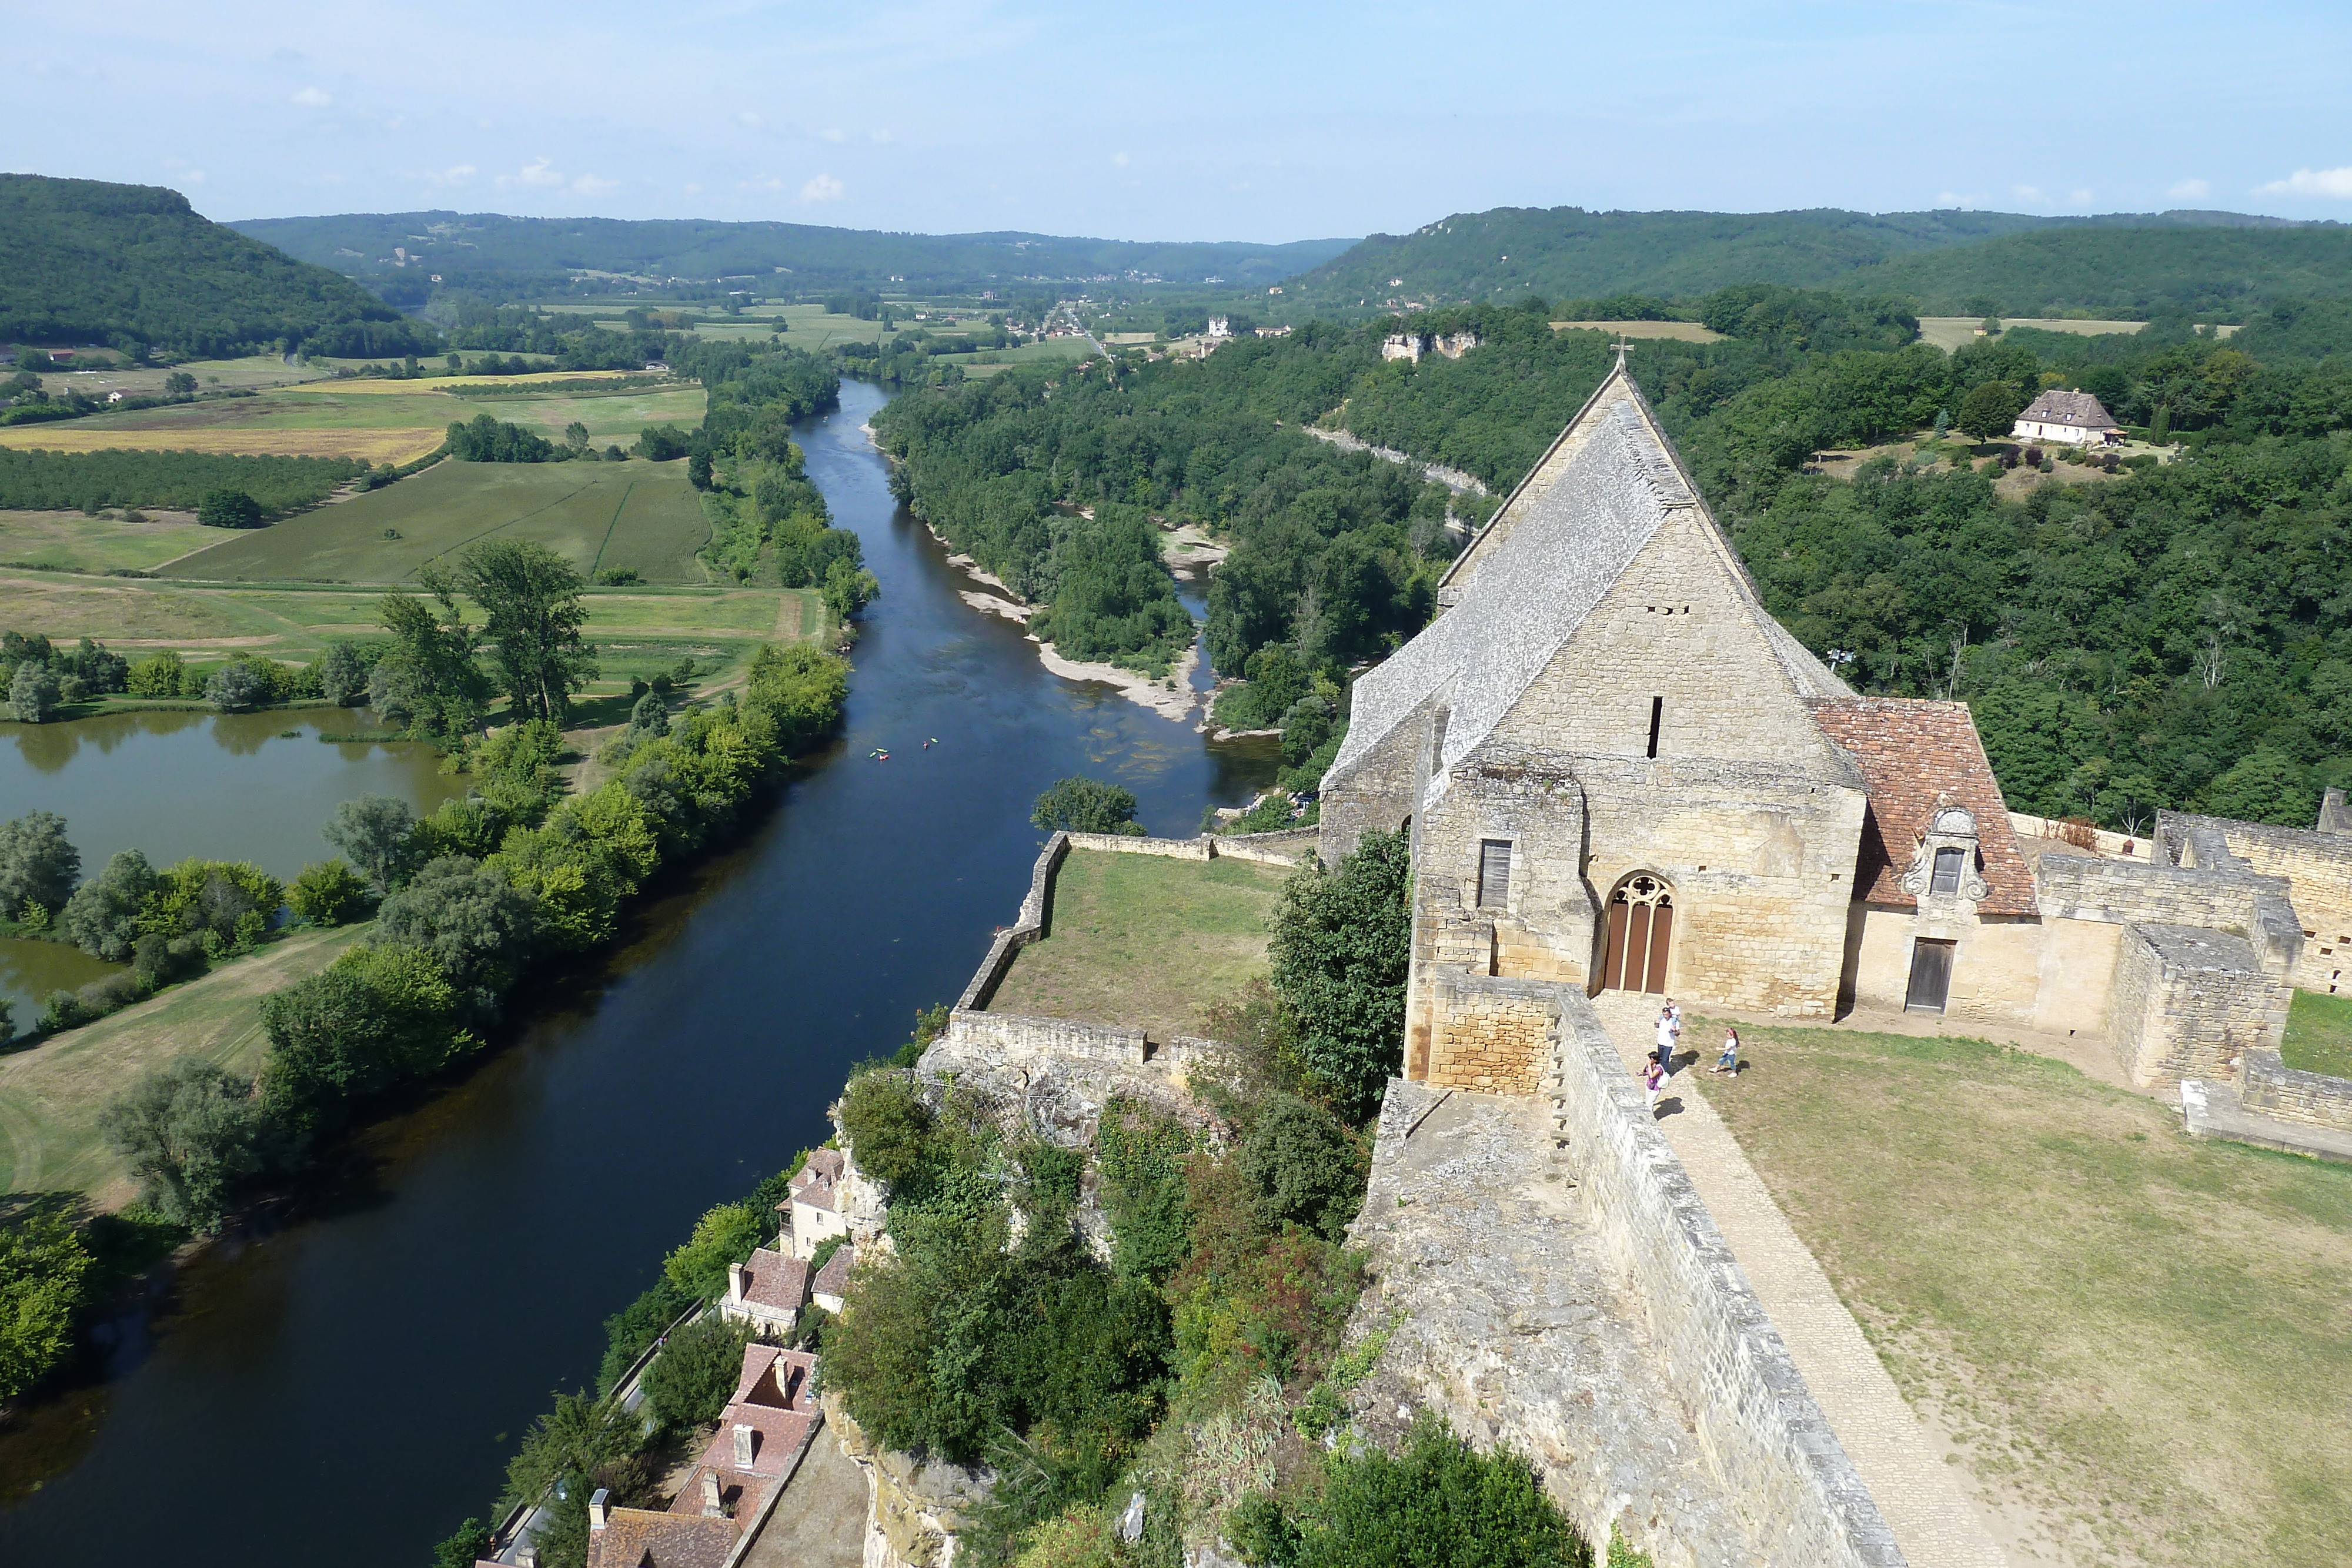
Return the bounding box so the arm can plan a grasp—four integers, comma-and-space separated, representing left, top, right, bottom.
988, 849, 1291, 1041
0, 925, 369, 1204
1698, 1016, 2352, 1568
2281, 989, 2352, 1079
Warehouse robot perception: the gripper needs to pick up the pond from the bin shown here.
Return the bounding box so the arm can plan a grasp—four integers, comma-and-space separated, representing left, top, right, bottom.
0, 707, 470, 882
0, 377, 1278, 1564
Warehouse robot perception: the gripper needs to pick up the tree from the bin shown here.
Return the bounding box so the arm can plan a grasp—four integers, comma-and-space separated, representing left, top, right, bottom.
822, 557, 879, 623
203, 660, 266, 711
9, 659, 61, 723
1955, 379, 2026, 442
195, 487, 263, 528
1238, 1093, 1364, 1239
1031, 776, 1144, 836
2201, 749, 2316, 827
259, 944, 462, 1141
641, 1313, 756, 1429
1268, 830, 1411, 1121
61, 847, 154, 959
375, 570, 489, 741
429, 1519, 494, 1568
626, 691, 669, 740
322, 794, 420, 891
660, 1202, 766, 1299
455, 540, 597, 723
315, 640, 366, 706
288, 858, 371, 926
0, 810, 79, 921
562, 420, 590, 453
126, 651, 188, 698
0, 1208, 93, 1400
96, 1057, 282, 1231
375, 854, 540, 995
837, 1069, 934, 1188
163, 370, 198, 397
686, 451, 713, 490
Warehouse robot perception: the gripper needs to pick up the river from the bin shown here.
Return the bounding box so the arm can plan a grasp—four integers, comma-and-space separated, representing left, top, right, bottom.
0, 378, 1277, 1562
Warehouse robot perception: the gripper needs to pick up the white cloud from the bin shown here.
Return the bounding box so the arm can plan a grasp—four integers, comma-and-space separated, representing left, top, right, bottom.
1112, 151, 1130, 167
2168, 178, 2211, 200
2012, 183, 2044, 201
498, 157, 564, 189
820, 128, 847, 143
740, 111, 762, 127
2257, 166, 2352, 199
182, 169, 206, 185
442, 164, 476, 182
292, 86, 332, 107
572, 173, 617, 195
1933, 191, 1982, 208
741, 176, 788, 192
684, 182, 703, 195
801, 173, 844, 202
2069, 188, 2094, 205
869, 129, 892, 144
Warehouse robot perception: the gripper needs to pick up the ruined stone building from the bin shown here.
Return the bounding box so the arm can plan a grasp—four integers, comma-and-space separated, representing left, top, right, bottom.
1320, 357, 2338, 1107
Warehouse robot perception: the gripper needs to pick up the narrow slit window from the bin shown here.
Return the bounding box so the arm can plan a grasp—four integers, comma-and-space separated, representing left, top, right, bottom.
1646, 696, 1663, 759
1930, 846, 1965, 895
1477, 840, 1512, 908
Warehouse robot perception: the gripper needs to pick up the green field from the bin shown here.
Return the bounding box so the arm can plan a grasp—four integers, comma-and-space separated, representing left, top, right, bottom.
168, 458, 713, 584
989, 849, 1292, 1041
0, 509, 216, 573
450, 385, 707, 447
0, 925, 367, 1205
2283, 989, 2352, 1078
1701, 1017, 2352, 1568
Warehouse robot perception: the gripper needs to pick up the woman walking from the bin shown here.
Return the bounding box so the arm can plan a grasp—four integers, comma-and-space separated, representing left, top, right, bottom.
1643, 1052, 1665, 1114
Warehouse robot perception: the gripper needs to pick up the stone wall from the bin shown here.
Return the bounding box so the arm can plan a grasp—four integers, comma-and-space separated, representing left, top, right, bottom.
2109, 922, 2292, 1089
2169, 810, 2352, 994
2238, 1048, 2352, 1132
1844, 905, 2121, 1036
938, 1008, 1147, 1066
1319, 699, 1428, 867
1526, 978, 1900, 1566
1417, 970, 1557, 1096
956, 833, 1071, 1011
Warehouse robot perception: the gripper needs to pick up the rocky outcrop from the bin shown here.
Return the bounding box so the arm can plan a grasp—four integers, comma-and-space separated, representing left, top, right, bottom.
826, 1393, 993, 1568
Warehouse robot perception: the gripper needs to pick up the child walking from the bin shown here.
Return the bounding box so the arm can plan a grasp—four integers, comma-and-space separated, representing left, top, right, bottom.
1713, 1028, 1741, 1076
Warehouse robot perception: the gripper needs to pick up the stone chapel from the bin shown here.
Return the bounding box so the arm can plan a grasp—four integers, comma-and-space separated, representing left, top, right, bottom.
1318, 357, 2337, 1099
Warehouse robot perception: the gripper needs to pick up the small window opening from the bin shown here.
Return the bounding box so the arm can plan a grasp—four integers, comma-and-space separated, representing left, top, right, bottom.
1477, 840, 1512, 908
1646, 696, 1663, 759
1930, 846, 1966, 895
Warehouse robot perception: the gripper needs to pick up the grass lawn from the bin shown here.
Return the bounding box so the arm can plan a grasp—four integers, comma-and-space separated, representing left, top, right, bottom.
1697, 1018, 2352, 1568
0, 925, 368, 1205
453, 385, 708, 447
1915, 317, 2154, 351
2281, 989, 2352, 1078
0, 509, 216, 573
988, 849, 1292, 1041
169, 458, 713, 584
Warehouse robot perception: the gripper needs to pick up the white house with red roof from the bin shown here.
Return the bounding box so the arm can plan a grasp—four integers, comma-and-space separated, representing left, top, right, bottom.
2013, 388, 2124, 446
781, 1149, 851, 1260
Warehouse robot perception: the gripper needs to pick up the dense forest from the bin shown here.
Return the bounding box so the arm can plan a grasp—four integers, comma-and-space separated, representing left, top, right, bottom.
1278, 203, 2347, 321
0, 176, 439, 358
877, 287, 2352, 830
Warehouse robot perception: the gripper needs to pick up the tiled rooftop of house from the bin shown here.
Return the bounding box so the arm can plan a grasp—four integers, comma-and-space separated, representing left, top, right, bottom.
1808, 696, 2038, 916
733, 1248, 809, 1313
812, 1243, 855, 1303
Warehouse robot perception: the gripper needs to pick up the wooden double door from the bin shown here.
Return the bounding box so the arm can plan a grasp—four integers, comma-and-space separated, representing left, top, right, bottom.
1601, 874, 1674, 994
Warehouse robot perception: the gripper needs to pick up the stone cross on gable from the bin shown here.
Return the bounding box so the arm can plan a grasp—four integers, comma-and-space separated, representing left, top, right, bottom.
1612, 334, 1637, 362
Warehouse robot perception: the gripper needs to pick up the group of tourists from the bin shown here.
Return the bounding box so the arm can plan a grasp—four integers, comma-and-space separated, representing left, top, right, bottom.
1641, 1001, 1742, 1113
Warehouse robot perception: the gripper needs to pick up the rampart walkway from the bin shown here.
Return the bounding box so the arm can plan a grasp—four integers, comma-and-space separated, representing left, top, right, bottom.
1590, 995, 2010, 1568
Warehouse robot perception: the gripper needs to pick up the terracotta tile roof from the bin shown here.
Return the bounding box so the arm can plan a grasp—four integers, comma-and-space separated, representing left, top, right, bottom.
813, 1243, 855, 1302
1806, 697, 2038, 916
736, 1248, 809, 1313
789, 1149, 845, 1213
735, 1343, 819, 1410
2019, 389, 2121, 430
584, 1507, 736, 1568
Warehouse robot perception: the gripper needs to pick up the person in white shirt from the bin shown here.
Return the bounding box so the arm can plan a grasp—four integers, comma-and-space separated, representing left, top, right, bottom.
1654, 1008, 1678, 1078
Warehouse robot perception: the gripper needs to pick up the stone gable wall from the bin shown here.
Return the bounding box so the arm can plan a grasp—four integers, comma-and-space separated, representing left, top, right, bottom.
2109, 922, 2291, 1088
1418, 970, 1557, 1096
2239, 1048, 2352, 1132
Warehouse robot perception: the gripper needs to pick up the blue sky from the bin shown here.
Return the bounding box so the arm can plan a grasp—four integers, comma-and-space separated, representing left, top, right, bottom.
16, 1, 2352, 240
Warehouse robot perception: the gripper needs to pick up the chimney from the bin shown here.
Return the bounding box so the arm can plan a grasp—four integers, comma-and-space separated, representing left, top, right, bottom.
701, 1469, 726, 1517
589, 1488, 610, 1532
727, 1261, 747, 1304
733, 1423, 756, 1467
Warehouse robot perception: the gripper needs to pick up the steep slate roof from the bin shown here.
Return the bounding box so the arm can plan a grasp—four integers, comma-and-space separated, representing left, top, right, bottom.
1328, 359, 1847, 793
1806, 697, 2037, 916
2018, 389, 2121, 429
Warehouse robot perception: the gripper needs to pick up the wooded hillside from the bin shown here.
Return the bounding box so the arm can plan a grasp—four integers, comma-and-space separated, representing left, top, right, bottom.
0, 176, 439, 358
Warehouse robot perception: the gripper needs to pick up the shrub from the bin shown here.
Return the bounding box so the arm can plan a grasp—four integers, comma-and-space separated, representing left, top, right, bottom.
322, 793, 420, 891
0, 1208, 94, 1400
62, 848, 156, 960
203, 660, 267, 711
836, 1069, 934, 1189
0, 809, 81, 920
125, 651, 190, 698
641, 1312, 756, 1429
315, 640, 368, 706
1096, 1098, 1195, 1281
139, 858, 281, 954
195, 487, 263, 528
1268, 830, 1412, 1121
8, 660, 61, 722
1237, 1094, 1365, 1239
375, 855, 540, 997
96, 1056, 283, 1231
286, 858, 370, 928
1031, 776, 1145, 836
660, 1202, 766, 1300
